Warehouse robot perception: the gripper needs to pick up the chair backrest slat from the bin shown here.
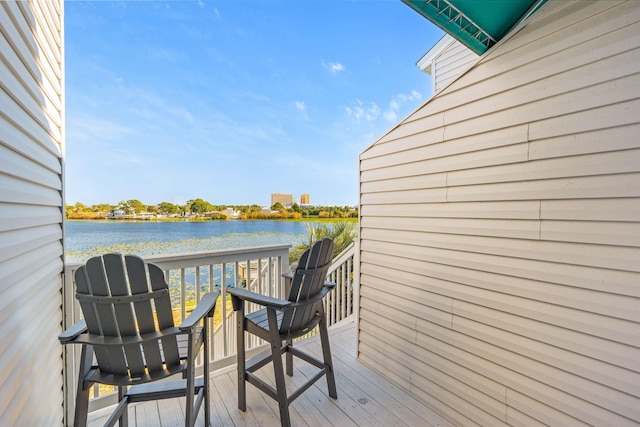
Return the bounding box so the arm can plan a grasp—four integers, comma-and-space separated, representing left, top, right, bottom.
75, 265, 119, 374
123, 255, 155, 332
281, 238, 334, 335
148, 263, 180, 365
125, 256, 168, 372
103, 254, 147, 375
85, 256, 119, 335
83, 256, 129, 375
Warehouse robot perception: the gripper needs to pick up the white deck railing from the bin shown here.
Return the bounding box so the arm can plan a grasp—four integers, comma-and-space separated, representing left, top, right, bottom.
62, 242, 358, 416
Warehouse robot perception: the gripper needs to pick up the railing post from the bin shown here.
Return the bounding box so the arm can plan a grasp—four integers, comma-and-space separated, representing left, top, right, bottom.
280, 251, 289, 299
354, 238, 360, 327
62, 265, 75, 427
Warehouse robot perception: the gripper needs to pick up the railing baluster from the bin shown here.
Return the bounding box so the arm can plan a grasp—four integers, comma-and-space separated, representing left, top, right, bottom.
196, 266, 201, 309
347, 257, 352, 320
180, 268, 186, 321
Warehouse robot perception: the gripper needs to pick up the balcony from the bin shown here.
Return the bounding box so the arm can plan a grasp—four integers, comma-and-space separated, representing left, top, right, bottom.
84, 320, 452, 426
4, 1, 639, 425
61, 242, 450, 426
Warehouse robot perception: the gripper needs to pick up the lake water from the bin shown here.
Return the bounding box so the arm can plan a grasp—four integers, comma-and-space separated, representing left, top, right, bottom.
65, 220, 316, 262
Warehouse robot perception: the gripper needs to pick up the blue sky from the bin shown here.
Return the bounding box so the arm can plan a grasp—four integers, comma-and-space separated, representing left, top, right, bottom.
64, 0, 443, 208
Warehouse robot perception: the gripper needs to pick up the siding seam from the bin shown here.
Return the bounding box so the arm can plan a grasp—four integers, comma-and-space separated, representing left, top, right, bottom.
526, 123, 531, 161
411, 316, 418, 397
450, 298, 455, 330
445, 171, 450, 202
504, 387, 510, 423
538, 201, 543, 241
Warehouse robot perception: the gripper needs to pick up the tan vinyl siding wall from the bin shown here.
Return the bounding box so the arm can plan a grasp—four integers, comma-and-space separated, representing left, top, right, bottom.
0, 1, 64, 425
433, 39, 477, 93
358, 1, 640, 426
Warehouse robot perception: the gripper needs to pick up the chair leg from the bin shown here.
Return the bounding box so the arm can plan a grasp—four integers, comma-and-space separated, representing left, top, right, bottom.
319, 317, 337, 399
268, 310, 291, 427
73, 345, 93, 427
117, 387, 128, 427
185, 334, 196, 427
285, 338, 293, 377
271, 342, 291, 427
204, 317, 211, 427
73, 385, 90, 427
236, 306, 246, 411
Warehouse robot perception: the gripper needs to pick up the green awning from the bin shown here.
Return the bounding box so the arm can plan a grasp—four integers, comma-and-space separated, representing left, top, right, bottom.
402, 0, 547, 55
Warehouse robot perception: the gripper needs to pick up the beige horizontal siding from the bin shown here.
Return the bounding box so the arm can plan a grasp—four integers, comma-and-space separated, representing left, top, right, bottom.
0, 203, 62, 232
418, 320, 638, 426
360, 200, 542, 219
410, 7, 640, 125
434, 41, 478, 92
361, 253, 638, 345
361, 232, 639, 296
358, 1, 640, 425
0, 1, 64, 426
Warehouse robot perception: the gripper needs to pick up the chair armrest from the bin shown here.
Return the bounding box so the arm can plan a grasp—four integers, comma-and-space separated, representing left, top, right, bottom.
323, 281, 336, 289
288, 282, 336, 309
179, 290, 220, 331
59, 319, 88, 343
228, 287, 292, 310
70, 327, 182, 347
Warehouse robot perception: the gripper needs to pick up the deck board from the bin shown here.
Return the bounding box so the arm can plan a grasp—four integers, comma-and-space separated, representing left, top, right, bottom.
87, 320, 454, 426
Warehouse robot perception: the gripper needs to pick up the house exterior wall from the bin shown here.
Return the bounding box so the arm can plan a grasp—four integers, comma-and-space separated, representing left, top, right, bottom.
0, 1, 64, 425
358, 1, 640, 426
418, 34, 478, 94
432, 39, 477, 93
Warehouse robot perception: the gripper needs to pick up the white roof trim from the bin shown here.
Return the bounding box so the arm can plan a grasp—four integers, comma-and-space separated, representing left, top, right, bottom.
416, 34, 457, 74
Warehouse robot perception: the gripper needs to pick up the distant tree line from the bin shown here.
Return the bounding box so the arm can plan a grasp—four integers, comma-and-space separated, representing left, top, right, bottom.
65, 199, 358, 220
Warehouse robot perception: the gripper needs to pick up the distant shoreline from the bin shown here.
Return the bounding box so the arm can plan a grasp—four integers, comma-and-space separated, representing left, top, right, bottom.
65, 217, 357, 223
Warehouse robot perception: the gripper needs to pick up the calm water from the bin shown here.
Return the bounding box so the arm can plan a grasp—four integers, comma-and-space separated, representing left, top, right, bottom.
65, 220, 315, 262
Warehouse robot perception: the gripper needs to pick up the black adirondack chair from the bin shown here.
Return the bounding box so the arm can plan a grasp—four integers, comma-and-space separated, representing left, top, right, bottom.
228, 238, 338, 427
59, 253, 218, 427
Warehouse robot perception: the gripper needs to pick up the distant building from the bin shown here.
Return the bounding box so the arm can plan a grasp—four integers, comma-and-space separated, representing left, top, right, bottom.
300, 193, 310, 205
271, 193, 293, 207
224, 207, 239, 218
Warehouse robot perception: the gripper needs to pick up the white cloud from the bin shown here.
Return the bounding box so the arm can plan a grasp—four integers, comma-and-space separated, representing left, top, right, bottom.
275, 153, 325, 172
344, 90, 423, 124
345, 100, 380, 123
67, 113, 134, 144
295, 101, 309, 120
383, 90, 423, 122
113, 148, 143, 164
383, 110, 397, 122
331, 63, 344, 73
321, 60, 345, 75
168, 105, 195, 124
146, 47, 185, 63
365, 103, 380, 121
398, 90, 422, 103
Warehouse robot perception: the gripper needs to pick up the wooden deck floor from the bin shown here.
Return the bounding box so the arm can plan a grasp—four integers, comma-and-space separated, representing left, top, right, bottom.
88, 320, 453, 427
